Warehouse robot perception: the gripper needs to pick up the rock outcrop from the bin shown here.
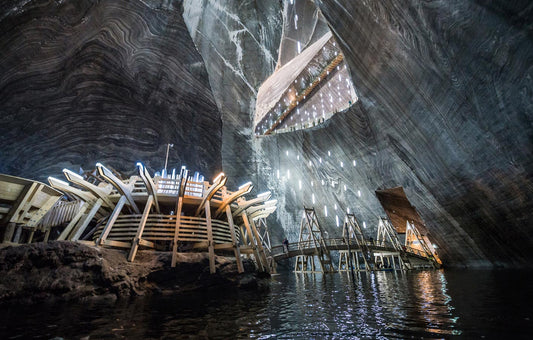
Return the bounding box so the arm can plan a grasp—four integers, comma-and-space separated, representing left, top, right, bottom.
0, 241, 267, 305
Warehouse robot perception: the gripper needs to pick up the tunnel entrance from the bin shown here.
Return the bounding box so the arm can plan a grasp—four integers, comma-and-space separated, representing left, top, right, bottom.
254, 0, 358, 136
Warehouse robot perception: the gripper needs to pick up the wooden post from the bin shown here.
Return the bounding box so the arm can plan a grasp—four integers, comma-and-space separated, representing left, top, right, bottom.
3, 222, 16, 242
13, 226, 22, 243
250, 218, 270, 273
71, 199, 103, 241
97, 196, 127, 246
128, 195, 153, 262
27, 229, 35, 243
242, 213, 264, 272
171, 196, 183, 267
205, 200, 216, 274
58, 202, 88, 240
226, 205, 243, 273
43, 228, 51, 242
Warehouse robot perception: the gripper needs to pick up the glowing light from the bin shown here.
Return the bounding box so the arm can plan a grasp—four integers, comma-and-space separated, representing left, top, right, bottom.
213, 172, 225, 183
344, 185, 347, 191
324, 205, 328, 217
347, 207, 350, 213
239, 181, 252, 190
363, 221, 367, 228
340, 161, 344, 168
353, 160, 356, 166
334, 204, 337, 210
257, 191, 271, 198
328, 151, 331, 156
312, 193, 315, 204
287, 169, 291, 179
321, 180, 325, 186
336, 215, 339, 227
319, 157, 322, 163
357, 190, 361, 197
298, 180, 302, 190
277, 170, 280, 179
286, 150, 289, 156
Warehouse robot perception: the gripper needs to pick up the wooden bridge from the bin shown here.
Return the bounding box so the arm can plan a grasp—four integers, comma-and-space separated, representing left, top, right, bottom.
265, 208, 442, 273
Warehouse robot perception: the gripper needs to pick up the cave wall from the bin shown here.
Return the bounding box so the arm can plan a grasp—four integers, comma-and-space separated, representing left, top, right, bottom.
186, 0, 533, 268
0, 0, 222, 180
0, 0, 531, 268
182, 0, 282, 188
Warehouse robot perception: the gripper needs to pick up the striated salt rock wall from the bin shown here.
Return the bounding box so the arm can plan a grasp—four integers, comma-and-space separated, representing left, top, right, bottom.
0, 0, 222, 180
186, 1, 533, 268
183, 0, 282, 188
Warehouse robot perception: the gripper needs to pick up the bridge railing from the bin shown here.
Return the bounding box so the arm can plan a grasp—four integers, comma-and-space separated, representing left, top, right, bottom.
269, 238, 433, 260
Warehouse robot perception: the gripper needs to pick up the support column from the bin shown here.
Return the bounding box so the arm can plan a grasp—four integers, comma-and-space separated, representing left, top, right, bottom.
97, 196, 127, 246
226, 205, 243, 273
250, 218, 270, 273
242, 213, 264, 272
27, 229, 35, 243
2, 222, 16, 243
205, 200, 216, 274
171, 197, 184, 267
58, 202, 88, 240
71, 199, 103, 241
128, 195, 154, 262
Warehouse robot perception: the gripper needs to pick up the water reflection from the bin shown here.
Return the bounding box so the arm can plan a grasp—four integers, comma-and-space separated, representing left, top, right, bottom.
4, 270, 533, 339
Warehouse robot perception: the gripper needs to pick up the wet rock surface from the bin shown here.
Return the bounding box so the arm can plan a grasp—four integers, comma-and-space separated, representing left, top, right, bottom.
0, 241, 268, 305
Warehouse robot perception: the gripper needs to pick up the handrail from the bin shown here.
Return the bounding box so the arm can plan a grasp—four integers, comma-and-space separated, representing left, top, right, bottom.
270, 238, 434, 260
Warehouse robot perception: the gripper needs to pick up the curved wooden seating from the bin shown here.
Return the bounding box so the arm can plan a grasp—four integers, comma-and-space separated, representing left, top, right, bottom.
92, 214, 240, 245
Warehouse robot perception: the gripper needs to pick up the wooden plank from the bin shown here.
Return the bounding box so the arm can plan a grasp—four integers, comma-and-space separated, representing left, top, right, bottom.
58, 202, 88, 240
102, 239, 131, 248
205, 200, 216, 274
128, 195, 154, 262
171, 197, 184, 267
71, 199, 103, 241
250, 217, 270, 273
97, 196, 127, 245
242, 213, 264, 272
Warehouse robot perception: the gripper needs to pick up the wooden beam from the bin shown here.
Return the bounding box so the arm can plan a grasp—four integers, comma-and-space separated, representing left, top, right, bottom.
57, 202, 88, 240
96, 163, 140, 214
71, 198, 103, 241
242, 213, 264, 272
128, 195, 154, 262
205, 200, 216, 274
97, 196, 127, 245
226, 205, 244, 273
250, 217, 269, 273
171, 196, 184, 267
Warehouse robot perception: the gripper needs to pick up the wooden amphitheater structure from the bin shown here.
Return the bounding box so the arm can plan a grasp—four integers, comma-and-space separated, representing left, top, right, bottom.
1, 163, 278, 274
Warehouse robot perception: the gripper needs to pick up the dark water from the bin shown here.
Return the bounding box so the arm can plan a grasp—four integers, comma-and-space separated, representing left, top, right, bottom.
1, 270, 532, 339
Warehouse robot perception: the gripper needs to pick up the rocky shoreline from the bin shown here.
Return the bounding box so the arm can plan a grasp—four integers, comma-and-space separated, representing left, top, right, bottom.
0, 241, 269, 305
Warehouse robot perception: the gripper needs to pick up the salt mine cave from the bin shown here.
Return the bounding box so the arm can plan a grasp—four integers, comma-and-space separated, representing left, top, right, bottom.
0, 0, 532, 338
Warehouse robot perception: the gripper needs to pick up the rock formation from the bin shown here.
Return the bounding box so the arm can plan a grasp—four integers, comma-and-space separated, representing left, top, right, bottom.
0, 241, 265, 304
